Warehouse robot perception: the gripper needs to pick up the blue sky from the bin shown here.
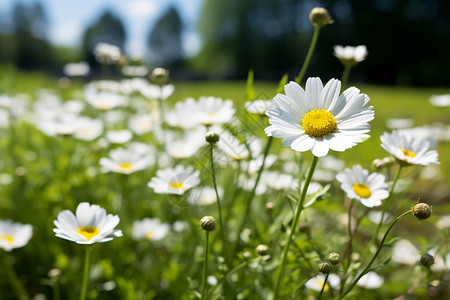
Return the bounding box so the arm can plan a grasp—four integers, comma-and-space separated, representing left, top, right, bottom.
0, 0, 203, 58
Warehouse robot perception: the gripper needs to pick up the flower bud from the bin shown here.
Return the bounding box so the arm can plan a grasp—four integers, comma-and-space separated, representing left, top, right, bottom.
309, 7, 334, 28
318, 260, 333, 274
327, 253, 341, 265
372, 156, 394, 170
420, 253, 434, 267
150, 68, 169, 85
48, 268, 61, 279
205, 132, 220, 144
200, 216, 216, 231
255, 244, 269, 256
243, 251, 252, 260
265, 202, 275, 213
413, 203, 432, 220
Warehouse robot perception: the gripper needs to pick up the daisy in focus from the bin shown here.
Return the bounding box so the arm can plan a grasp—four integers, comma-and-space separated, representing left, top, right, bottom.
53, 202, 122, 244
148, 165, 200, 195
265, 78, 374, 157
336, 165, 389, 207
333, 45, 368, 67
132, 218, 170, 241
0, 220, 33, 252
380, 130, 439, 165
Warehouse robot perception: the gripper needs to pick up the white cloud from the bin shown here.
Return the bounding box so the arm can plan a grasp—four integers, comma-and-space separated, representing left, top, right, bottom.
125, 0, 158, 18
50, 20, 83, 46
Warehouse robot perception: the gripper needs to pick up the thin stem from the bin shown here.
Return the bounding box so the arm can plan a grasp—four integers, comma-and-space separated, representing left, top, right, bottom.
339, 210, 412, 299
318, 273, 329, 300
368, 165, 403, 256
209, 144, 226, 260
344, 199, 355, 272
295, 26, 321, 85
80, 247, 92, 300
3, 255, 30, 300
341, 65, 352, 88
201, 231, 210, 300
272, 155, 319, 300
230, 136, 273, 258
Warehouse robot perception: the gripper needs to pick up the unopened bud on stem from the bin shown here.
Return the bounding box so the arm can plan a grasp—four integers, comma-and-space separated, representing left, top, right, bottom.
309, 7, 334, 28
200, 216, 216, 231
413, 203, 432, 220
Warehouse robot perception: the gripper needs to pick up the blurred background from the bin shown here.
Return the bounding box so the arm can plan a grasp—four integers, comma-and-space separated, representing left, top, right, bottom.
0, 0, 449, 86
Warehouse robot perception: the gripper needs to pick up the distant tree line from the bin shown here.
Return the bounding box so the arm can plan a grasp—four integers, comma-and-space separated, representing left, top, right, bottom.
1, 0, 449, 86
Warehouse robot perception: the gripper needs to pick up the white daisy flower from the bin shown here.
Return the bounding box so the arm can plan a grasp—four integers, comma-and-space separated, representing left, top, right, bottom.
187, 186, 223, 206
245, 99, 273, 115
53, 202, 122, 244
93, 43, 121, 64
333, 45, 368, 66
63, 62, 90, 77
0, 220, 33, 252
132, 218, 170, 241
128, 114, 157, 135
386, 118, 414, 129
430, 94, 450, 107
380, 130, 439, 165
99, 148, 153, 175
265, 78, 374, 157
84, 87, 126, 111
336, 165, 389, 207
392, 240, 420, 265
106, 129, 133, 144
74, 117, 103, 141
305, 274, 340, 292
148, 165, 200, 195
165, 129, 205, 159
175, 97, 235, 127
140, 84, 174, 101
262, 171, 296, 191
356, 272, 384, 289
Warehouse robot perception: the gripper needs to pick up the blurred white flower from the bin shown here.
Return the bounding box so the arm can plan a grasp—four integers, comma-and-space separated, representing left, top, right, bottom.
174, 97, 235, 127
63, 62, 90, 77
218, 132, 261, 161
305, 274, 340, 292
94, 43, 121, 64
121, 65, 148, 77
381, 130, 439, 165
245, 99, 273, 115
392, 240, 420, 265
333, 45, 368, 66
99, 147, 153, 174
265, 78, 374, 157
106, 129, 133, 144
336, 165, 389, 207
262, 171, 296, 191
84, 86, 126, 111
128, 114, 158, 135
386, 118, 414, 129
148, 165, 200, 195
140, 84, 175, 101
187, 186, 223, 206
356, 272, 384, 289
132, 218, 170, 241
430, 94, 450, 107
74, 117, 103, 141
53, 202, 122, 244
165, 129, 205, 159
436, 215, 450, 229
0, 220, 33, 251
37, 113, 83, 136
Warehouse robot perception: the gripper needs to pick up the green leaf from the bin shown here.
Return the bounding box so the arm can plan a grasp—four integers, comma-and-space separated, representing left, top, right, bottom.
245, 69, 255, 101
276, 73, 288, 94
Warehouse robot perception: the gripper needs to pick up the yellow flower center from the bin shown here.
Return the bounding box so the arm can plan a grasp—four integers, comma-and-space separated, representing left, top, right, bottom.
169, 182, 184, 189
119, 163, 132, 170
318, 279, 329, 291
76, 226, 100, 240
302, 109, 336, 138
401, 149, 416, 158
145, 231, 154, 240
353, 183, 372, 198
0, 235, 14, 244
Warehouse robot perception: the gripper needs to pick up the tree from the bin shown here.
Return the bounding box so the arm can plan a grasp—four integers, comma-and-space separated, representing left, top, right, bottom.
147, 6, 183, 68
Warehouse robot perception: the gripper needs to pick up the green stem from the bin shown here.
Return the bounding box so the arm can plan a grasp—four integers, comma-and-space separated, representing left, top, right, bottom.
295, 26, 321, 85
369, 165, 403, 255
209, 144, 227, 261
339, 210, 412, 299
230, 136, 273, 258
272, 155, 319, 300
3, 255, 30, 300
318, 273, 329, 300
341, 65, 352, 88
80, 247, 92, 300
344, 199, 355, 273
201, 231, 210, 300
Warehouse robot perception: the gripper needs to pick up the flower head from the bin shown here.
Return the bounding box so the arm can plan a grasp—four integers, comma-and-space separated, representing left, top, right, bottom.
132, 218, 170, 241
148, 165, 200, 195
53, 202, 122, 244
305, 274, 340, 292
0, 220, 33, 251
336, 165, 389, 207
380, 130, 439, 165
265, 78, 374, 157
333, 45, 368, 67
99, 147, 153, 175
